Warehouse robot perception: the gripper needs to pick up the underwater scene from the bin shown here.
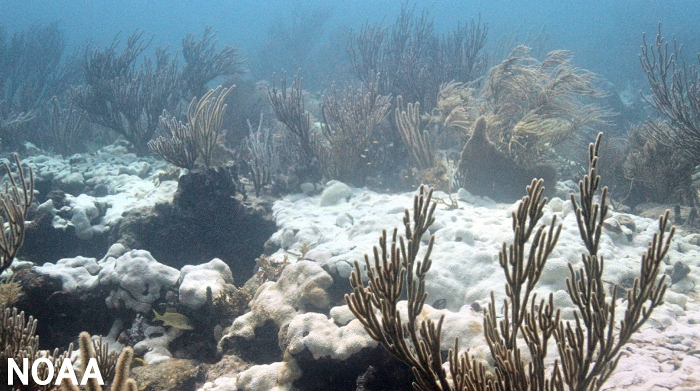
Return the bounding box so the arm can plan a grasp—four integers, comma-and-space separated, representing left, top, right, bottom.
1, 0, 700, 390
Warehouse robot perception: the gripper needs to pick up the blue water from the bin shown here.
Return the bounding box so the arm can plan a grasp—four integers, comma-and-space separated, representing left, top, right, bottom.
1, 0, 699, 86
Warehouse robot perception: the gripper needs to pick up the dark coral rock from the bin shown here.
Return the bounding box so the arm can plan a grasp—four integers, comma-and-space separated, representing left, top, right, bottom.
21, 188, 110, 265
12, 266, 113, 350
218, 319, 282, 364
47, 189, 67, 208
203, 354, 250, 383
115, 165, 275, 282
173, 165, 242, 215
291, 346, 413, 391
20, 207, 110, 265
670, 261, 691, 284
458, 117, 557, 203
92, 183, 110, 197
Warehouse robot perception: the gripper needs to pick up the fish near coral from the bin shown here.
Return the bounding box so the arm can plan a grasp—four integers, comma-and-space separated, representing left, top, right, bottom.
152, 310, 194, 330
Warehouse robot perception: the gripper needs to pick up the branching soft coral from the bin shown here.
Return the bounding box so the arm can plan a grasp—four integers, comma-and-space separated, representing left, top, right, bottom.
483, 47, 610, 166
429, 47, 610, 170
623, 119, 697, 205
60, 332, 137, 391
2, 308, 133, 391
314, 81, 391, 185
0, 154, 33, 276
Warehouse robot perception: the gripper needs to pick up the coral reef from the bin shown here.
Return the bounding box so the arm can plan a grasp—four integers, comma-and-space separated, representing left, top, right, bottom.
116, 165, 274, 278
219, 261, 333, 347
31, 243, 241, 364
98, 249, 181, 313
131, 358, 202, 391
4, 8, 700, 391
347, 134, 675, 390
19, 143, 174, 265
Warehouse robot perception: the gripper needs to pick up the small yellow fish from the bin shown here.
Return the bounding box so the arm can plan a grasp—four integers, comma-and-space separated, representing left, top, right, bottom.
152, 310, 194, 330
